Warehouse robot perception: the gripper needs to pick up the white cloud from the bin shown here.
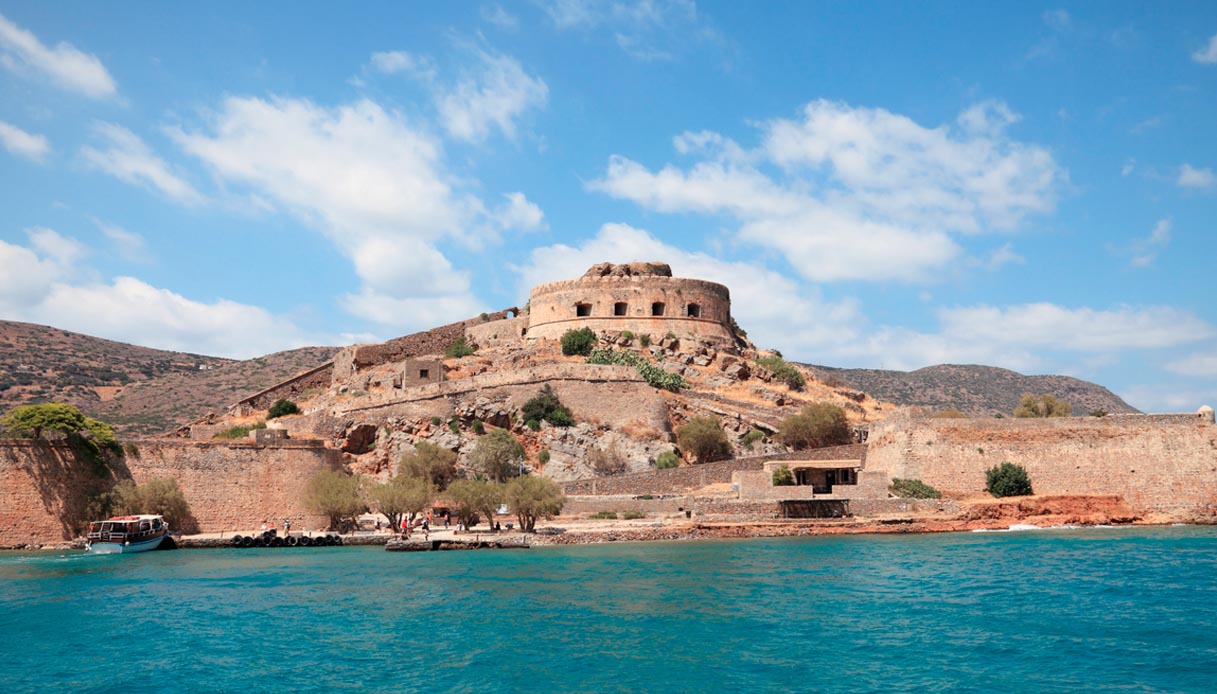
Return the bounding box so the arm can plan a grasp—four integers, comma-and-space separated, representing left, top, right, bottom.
1177, 163, 1216, 189
436, 50, 548, 142
1121, 158, 1135, 176
591, 100, 1062, 283
481, 4, 520, 30
1127, 218, 1171, 267
0, 120, 49, 161
541, 0, 720, 62
1042, 9, 1072, 32
169, 95, 541, 331
1166, 351, 1217, 378
81, 123, 205, 205
0, 230, 313, 358
1120, 384, 1217, 414
1192, 32, 1217, 64
368, 50, 434, 79
984, 243, 1024, 270
93, 219, 151, 263
0, 13, 117, 98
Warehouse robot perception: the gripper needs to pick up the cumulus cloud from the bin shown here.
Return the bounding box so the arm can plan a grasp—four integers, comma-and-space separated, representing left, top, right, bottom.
169, 95, 544, 331
93, 219, 151, 263
81, 123, 205, 205
1177, 163, 1216, 189
0, 230, 313, 358
435, 49, 548, 142
591, 100, 1062, 283
0, 120, 49, 162
984, 243, 1024, 270
1166, 351, 1217, 378
1192, 32, 1217, 64
0, 13, 117, 98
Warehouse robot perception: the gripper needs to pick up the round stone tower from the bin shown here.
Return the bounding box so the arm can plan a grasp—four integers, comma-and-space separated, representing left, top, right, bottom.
525, 262, 735, 344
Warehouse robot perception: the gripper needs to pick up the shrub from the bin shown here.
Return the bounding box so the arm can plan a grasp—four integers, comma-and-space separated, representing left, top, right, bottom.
985, 462, 1033, 498
267, 399, 300, 419
742, 429, 765, 449
1013, 393, 1071, 418
469, 429, 525, 482
444, 335, 476, 358
772, 465, 794, 486
213, 421, 267, 439
655, 450, 680, 469
590, 510, 618, 520
587, 348, 687, 391
639, 334, 651, 347
538, 449, 551, 464
304, 470, 366, 531
1090, 409, 1108, 417
471, 420, 485, 435
505, 475, 565, 531
526, 419, 541, 431
589, 444, 627, 476
398, 441, 458, 489
889, 478, 942, 499
561, 327, 597, 356
430, 416, 442, 426
932, 408, 967, 419
676, 416, 731, 463
778, 403, 851, 450
622, 511, 645, 520
521, 384, 574, 427
448, 419, 460, 434
621, 330, 634, 341
756, 355, 805, 391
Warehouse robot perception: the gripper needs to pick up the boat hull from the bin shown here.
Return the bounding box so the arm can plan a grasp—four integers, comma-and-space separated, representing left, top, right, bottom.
86, 532, 168, 554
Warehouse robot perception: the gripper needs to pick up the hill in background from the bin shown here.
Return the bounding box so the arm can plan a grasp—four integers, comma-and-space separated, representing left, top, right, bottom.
0, 320, 339, 436
803, 363, 1139, 417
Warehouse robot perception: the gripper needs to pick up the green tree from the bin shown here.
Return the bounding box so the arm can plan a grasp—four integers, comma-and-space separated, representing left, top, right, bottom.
520, 384, 574, 427
778, 403, 851, 451
110, 478, 197, 532
304, 470, 366, 531
367, 476, 432, 531
397, 441, 458, 489
446, 479, 502, 529
267, 399, 300, 419
1013, 393, 1072, 418
504, 475, 565, 532
985, 462, 1033, 498
445, 335, 476, 358
675, 416, 731, 463
772, 465, 794, 486
469, 429, 525, 482
2, 402, 118, 450
560, 327, 597, 356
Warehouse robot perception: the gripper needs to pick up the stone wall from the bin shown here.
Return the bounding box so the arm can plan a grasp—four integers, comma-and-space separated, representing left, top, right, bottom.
0, 439, 340, 547
563, 495, 693, 515
526, 274, 734, 343
467, 315, 529, 348
864, 415, 1217, 514
230, 362, 335, 416
331, 309, 518, 382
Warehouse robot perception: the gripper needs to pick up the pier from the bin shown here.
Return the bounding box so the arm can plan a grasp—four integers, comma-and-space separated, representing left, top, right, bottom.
385, 536, 530, 552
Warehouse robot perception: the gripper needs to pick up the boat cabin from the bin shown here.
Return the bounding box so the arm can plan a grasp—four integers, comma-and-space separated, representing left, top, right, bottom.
87, 515, 166, 543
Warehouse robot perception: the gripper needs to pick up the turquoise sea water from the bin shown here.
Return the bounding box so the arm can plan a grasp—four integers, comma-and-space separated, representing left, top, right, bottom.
3, 526, 1217, 693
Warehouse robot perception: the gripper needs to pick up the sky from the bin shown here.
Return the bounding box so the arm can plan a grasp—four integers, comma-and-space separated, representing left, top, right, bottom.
0, 2, 1215, 413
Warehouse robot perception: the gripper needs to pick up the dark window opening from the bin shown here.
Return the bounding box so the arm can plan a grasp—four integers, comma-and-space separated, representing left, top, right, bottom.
687, 303, 702, 318
419, 369, 430, 379
576, 303, 592, 317
651, 302, 665, 316
614, 302, 628, 316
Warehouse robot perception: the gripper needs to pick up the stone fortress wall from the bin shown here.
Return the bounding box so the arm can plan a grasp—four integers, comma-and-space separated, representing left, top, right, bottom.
0, 439, 340, 547
524, 262, 735, 344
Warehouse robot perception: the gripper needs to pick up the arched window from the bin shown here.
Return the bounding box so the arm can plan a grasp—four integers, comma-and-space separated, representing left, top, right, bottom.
687, 303, 702, 318
576, 303, 592, 317
614, 302, 628, 316
651, 302, 665, 316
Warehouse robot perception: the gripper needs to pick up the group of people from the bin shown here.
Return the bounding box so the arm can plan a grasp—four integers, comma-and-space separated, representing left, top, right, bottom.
385, 511, 452, 540
259, 519, 292, 534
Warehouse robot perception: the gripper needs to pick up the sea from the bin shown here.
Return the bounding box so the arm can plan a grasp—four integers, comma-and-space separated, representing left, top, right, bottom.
3, 526, 1216, 693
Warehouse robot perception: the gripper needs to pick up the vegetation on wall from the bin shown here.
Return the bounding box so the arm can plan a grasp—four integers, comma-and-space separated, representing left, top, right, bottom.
521, 384, 574, 427
772, 465, 794, 486
1014, 393, 1072, 418
586, 348, 687, 392
2, 402, 118, 449
655, 450, 680, 469
267, 398, 300, 419
444, 335, 477, 358
213, 421, 266, 440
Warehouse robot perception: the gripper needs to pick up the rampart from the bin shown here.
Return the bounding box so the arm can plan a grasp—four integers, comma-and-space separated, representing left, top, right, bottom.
526, 267, 734, 343
863, 413, 1217, 514
0, 439, 340, 547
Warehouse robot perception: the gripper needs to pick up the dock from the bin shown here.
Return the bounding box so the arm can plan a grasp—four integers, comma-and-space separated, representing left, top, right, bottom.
385, 536, 530, 552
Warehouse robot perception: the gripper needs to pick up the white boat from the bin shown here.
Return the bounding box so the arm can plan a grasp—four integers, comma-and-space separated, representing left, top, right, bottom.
85, 515, 170, 554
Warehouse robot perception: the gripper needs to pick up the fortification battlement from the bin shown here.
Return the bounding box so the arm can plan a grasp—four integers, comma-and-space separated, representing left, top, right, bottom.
525, 262, 734, 343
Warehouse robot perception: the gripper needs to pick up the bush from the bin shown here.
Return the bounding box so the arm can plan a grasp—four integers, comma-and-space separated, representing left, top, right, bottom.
430, 416, 442, 426
590, 510, 618, 520
639, 334, 651, 347
1089, 409, 1108, 417
538, 449, 550, 464
622, 511, 645, 520
778, 403, 851, 450
471, 420, 485, 435
448, 419, 460, 434
772, 465, 794, 486
521, 384, 574, 427
526, 419, 541, 431
742, 429, 765, 449
1013, 393, 1071, 418
621, 330, 634, 341
267, 399, 300, 419
676, 416, 731, 463
655, 450, 680, 469
304, 469, 366, 531
985, 462, 1033, 498
587, 348, 687, 391
213, 421, 267, 439
444, 335, 476, 358
755, 355, 805, 391
889, 478, 942, 499
932, 408, 966, 419
110, 478, 197, 532
505, 475, 565, 532
589, 444, 627, 476
561, 327, 597, 356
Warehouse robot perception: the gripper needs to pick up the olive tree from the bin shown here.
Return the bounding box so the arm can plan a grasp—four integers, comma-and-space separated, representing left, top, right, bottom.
469, 429, 525, 482
304, 470, 366, 531
446, 479, 503, 530
398, 441, 458, 489
367, 476, 432, 531
778, 403, 851, 451
504, 475, 565, 532
675, 416, 731, 463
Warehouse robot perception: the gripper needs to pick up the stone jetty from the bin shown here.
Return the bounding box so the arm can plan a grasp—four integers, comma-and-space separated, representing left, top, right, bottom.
385, 536, 529, 552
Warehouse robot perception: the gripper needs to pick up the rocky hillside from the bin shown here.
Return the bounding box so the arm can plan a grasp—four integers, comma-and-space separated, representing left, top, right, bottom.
803, 363, 1138, 417
0, 320, 339, 436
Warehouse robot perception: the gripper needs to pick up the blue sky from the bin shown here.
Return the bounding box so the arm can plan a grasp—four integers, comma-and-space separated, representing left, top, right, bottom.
1, 2, 1215, 412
